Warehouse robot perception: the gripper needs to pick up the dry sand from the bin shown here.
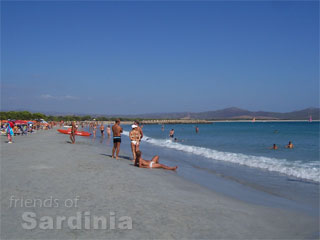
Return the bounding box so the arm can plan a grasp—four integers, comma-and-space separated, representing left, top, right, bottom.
1, 129, 318, 239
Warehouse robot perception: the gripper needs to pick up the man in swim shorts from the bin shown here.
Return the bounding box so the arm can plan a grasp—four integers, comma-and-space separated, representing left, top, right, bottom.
112, 119, 123, 160
129, 124, 141, 161
135, 150, 177, 171
100, 123, 105, 137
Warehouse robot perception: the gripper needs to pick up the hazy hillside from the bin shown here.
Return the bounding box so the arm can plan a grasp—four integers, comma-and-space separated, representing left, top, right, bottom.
125, 107, 320, 120
2, 107, 319, 120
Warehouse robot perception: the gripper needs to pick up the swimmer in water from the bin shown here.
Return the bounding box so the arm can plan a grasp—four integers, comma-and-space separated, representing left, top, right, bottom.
270, 144, 278, 150
286, 141, 294, 149
169, 129, 174, 138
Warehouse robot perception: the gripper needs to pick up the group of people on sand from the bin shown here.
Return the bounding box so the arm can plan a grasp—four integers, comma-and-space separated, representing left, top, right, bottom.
111, 119, 177, 171
2, 120, 55, 144
270, 141, 294, 150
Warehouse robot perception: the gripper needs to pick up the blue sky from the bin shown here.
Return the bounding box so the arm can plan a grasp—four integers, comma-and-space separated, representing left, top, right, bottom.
1, 1, 319, 115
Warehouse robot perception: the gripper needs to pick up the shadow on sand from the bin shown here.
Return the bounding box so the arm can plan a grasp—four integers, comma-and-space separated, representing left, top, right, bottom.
100, 153, 132, 161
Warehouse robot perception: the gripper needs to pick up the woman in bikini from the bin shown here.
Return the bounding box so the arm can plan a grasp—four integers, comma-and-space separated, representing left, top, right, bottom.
135, 150, 177, 171
129, 125, 141, 161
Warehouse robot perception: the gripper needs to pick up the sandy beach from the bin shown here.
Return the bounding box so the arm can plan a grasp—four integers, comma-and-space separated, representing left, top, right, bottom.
1, 129, 318, 239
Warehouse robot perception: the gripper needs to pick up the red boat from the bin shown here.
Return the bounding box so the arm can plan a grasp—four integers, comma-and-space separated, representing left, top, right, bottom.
57, 129, 91, 136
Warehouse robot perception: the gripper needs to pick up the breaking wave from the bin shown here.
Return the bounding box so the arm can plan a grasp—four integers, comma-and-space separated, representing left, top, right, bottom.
123, 131, 320, 182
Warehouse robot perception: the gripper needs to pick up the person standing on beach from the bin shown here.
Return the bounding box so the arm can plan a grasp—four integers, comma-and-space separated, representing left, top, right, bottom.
112, 119, 123, 160
129, 124, 141, 161
134, 121, 143, 141
6, 123, 14, 143
70, 121, 76, 144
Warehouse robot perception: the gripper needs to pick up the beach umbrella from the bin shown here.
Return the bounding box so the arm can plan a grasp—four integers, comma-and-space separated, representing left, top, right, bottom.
15, 120, 28, 125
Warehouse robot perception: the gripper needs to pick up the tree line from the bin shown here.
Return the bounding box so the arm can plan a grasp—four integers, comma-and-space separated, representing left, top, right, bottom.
0, 111, 143, 122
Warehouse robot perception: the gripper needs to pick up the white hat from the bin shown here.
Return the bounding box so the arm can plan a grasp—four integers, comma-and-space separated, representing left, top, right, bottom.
131, 124, 138, 128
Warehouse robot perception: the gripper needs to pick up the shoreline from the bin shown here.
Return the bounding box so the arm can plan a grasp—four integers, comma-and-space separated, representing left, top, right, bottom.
119, 126, 319, 217
1, 129, 319, 239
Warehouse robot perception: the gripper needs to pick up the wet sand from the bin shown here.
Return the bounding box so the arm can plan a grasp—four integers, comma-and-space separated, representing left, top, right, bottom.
1, 129, 318, 239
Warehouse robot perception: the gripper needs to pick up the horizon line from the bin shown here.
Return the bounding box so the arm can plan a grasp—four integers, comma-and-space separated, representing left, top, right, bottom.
1, 106, 319, 116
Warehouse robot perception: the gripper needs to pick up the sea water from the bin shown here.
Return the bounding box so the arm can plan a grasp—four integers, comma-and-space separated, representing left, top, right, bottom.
92, 122, 319, 216
126, 122, 320, 182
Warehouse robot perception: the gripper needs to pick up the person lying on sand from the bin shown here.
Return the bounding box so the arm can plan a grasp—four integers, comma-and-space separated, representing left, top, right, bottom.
135, 150, 177, 171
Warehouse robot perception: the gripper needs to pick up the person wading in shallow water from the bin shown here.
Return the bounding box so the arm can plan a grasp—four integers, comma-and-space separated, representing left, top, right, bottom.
93, 123, 97, 138
112, 119, 123, 160
106, 125, 111, 138
100, 123, 105, 137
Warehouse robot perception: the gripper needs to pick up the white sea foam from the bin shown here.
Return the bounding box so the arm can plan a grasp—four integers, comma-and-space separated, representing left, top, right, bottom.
123, 131, 320, 182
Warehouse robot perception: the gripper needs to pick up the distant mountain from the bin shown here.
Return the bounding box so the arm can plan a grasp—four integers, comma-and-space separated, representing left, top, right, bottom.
2, 107, 319, 120
126, 107, 320, 120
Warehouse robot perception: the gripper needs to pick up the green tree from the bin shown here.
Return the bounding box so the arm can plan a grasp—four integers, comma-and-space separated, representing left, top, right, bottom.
32, 113, 46, 120
81, 115, 92, 121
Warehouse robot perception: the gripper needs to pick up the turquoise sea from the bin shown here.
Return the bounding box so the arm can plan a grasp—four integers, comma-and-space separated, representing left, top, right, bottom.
92, 122, 319, 216
123, 122, 319, 181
